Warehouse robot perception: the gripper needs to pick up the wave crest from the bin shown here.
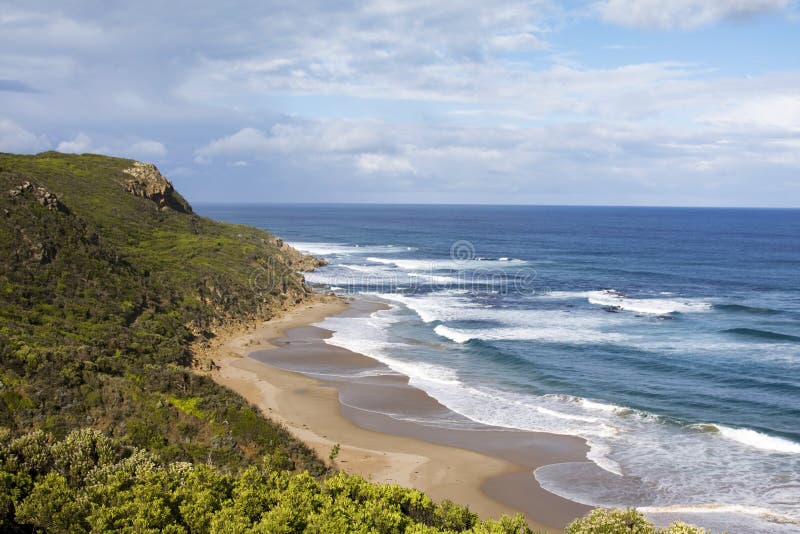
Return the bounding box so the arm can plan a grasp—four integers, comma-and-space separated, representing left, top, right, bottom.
691, 424, 800, 454
587, 290, 712, 315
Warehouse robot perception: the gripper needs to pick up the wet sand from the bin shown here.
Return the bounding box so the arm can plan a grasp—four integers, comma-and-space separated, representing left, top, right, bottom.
210, 294, 591, 532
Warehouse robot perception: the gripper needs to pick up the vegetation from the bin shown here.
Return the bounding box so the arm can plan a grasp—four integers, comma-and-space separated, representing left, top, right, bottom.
1, 428, 535, 533
328, 443, 341, 465
0, 152, 331, 529
566, 509, 707, 534
0, 152, 321, 471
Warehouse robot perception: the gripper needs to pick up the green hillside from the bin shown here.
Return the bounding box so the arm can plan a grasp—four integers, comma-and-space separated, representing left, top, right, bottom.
0, 151, 323, 468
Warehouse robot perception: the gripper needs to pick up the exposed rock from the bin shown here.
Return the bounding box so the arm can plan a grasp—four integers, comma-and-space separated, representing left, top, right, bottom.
122, 162, 192, 213
271, 236, 328, 271
8, 181, 66, 212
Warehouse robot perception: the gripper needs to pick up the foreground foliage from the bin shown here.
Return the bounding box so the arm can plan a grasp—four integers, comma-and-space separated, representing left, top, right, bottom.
566, 508, 708, 534
1, 428, 533, 533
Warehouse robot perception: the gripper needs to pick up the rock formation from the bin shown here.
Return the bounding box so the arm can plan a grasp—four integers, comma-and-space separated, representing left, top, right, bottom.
273, 237, 328, 271
8, 181, 66, 212
122, 162, 192, 213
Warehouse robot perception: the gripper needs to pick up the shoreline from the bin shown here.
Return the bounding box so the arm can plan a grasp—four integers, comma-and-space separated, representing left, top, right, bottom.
208, 294, 591, 532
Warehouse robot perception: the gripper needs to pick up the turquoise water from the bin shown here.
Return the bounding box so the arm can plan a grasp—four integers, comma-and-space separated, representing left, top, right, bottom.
199, 204, 800, 532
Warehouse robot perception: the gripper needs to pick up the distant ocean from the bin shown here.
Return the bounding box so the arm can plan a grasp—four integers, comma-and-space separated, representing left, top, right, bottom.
199, 204, 800, 533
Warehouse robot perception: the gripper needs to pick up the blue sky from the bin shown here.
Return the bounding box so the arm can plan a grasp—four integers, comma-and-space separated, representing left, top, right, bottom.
1, 0, 799, 206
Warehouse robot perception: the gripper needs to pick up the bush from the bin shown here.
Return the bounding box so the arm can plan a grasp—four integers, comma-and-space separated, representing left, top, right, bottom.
2, 429, 549, 533
566, 508, 708, 534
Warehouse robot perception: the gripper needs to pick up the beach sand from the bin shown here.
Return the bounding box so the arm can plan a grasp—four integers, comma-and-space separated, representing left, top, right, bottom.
209, 294, 591, 532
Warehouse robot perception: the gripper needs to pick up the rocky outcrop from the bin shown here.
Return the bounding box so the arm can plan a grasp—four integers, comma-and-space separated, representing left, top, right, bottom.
273, 237, 328, 271
6, 181, 66, 263
122, 162, 192, 213
8, 181, 66, 212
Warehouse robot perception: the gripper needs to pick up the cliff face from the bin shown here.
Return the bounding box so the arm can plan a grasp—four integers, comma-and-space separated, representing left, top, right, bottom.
123, 161, 193, 213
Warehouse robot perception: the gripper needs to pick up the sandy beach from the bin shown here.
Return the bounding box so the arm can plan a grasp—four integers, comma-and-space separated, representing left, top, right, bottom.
208, 294, 591, 532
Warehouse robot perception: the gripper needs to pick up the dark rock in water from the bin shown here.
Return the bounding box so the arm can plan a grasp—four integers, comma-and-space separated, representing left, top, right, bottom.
603, 305, 622, 313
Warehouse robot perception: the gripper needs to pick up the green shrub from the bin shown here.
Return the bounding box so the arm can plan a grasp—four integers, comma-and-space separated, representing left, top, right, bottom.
566, 508, 708, 534
0, 429, 554, 534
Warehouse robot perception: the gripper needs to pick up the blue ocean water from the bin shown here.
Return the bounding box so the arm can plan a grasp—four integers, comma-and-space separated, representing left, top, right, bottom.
199, 204, 800, 532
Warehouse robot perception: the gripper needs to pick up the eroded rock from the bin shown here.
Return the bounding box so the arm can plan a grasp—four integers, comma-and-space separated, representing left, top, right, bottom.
122, 162, 192, 213
8, 181, 66, 212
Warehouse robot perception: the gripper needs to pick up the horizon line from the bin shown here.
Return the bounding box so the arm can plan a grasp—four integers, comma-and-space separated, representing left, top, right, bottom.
191, 201, 800, 210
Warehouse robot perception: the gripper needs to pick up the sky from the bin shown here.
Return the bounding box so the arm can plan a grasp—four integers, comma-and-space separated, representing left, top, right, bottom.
1, 0, 799, 206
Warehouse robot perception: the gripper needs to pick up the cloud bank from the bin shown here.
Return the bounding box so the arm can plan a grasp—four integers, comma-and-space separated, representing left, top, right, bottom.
0, 1, 798, 206
597, 0, 793, 29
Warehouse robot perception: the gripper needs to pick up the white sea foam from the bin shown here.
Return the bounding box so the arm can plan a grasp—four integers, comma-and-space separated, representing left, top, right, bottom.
368, 291, 481, 323
289, 242, 414, 256
373, 291, 627, 328
710, 425, 800, 454
375, 292, 633, 349
539, 289, 713, 315
433, 325, 475, 343
579, 398, 627, 413
367, 256, 526, 271
318, 298, 800, 533
341, 264, 407, 280
587, 290, 712, 315
408, 272, 462, 284
639, 503, 793, 517
434, 324, 629, 345
305, 263, 410, 287
639, 504, 800, 533
343, 264, 383, 273
316, 309, 461, 388
540, 290, 595, 299
585, 441, 624, 476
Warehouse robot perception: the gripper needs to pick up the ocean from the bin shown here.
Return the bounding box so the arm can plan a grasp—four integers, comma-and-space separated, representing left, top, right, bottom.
198, 204, 800, 533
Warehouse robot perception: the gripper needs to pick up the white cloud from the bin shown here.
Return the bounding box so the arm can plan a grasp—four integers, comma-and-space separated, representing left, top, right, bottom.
356, 153, 415, 174
0, 9, 108, 50
195, 120, 394, 163
1, 2, 799, 205
266, 120, 389, 153
0, 118, 49, 153
194, 128, 272, 163
56, 133, 95, 154
174, 1, 554, 104
597, 0, 792, 29
489, 33, 547, 51
126, 140, 168, 159
704, 94, 800, 132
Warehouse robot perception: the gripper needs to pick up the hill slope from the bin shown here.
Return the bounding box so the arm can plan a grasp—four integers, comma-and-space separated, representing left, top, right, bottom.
0, 151, 325, 470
